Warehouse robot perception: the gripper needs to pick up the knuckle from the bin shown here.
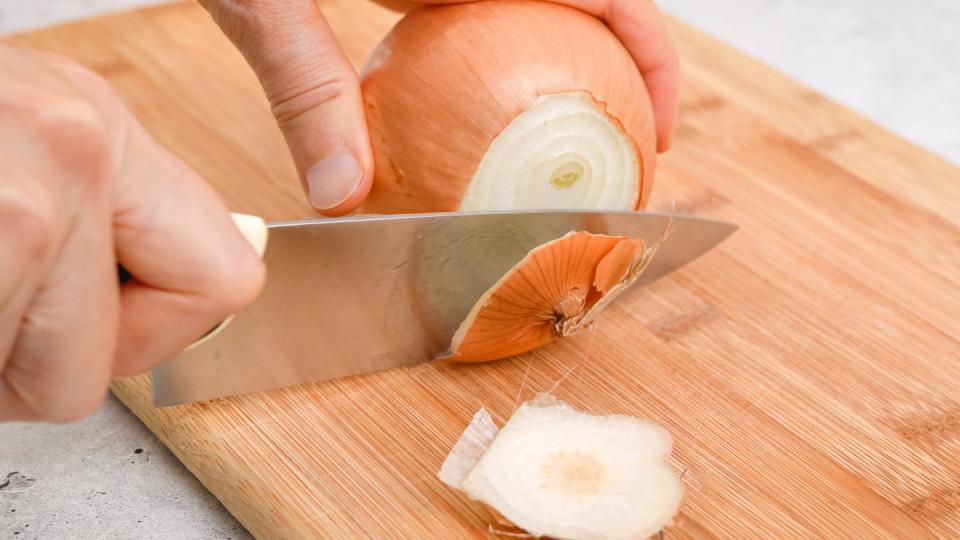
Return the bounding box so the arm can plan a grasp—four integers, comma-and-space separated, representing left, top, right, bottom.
269, 66, 358, 127
22, 58, 124, 187
0, 190, 56, 264
21, 91, 114, 187
44, 113, 111, 175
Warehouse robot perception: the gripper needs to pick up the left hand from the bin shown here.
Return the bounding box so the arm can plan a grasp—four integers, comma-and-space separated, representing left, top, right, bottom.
198, 0, 679, 216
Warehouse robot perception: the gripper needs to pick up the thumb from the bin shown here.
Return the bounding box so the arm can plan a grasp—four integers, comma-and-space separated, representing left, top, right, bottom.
200, 0, 373, 215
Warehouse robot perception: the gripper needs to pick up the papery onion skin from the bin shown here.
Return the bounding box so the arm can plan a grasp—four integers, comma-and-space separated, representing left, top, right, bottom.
360, 0, 657, 213
444, 232, 645, 362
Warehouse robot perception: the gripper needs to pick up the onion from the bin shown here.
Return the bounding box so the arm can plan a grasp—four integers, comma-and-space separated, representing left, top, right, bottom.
439, 395, 683, 539
442, 230, 660, 362
360, 0, 656, 213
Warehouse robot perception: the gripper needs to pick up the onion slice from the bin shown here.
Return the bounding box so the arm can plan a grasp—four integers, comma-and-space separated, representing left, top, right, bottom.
439, 395, 683, 539
443, 231, 658, 362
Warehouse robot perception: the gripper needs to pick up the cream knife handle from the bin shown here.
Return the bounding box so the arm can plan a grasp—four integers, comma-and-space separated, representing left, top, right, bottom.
229, 213, 269, 258
117, 212, 269, 348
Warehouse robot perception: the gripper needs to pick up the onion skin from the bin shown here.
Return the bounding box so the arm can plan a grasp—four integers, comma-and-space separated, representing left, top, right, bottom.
360, 0, 657, 213
444, 232, 645, 362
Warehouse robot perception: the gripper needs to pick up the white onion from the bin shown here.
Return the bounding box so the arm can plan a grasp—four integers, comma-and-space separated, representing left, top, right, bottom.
460, 92, 639, 211
441, 396, 683, 540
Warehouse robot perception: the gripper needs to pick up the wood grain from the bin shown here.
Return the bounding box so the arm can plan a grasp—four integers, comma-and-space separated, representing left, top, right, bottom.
6, 1, 960, 537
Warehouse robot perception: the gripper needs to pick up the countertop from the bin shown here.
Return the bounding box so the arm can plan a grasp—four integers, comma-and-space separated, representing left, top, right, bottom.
2, 1, 958, 538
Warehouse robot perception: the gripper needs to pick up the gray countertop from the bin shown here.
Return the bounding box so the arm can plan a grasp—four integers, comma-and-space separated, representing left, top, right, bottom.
2, 1, 958, 538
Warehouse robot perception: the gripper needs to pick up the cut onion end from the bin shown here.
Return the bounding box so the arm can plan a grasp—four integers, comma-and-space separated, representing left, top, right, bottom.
459, 92, 641, 211
360, 1, 657, 213
439, 396, 684, 540
442, 231, 650, 363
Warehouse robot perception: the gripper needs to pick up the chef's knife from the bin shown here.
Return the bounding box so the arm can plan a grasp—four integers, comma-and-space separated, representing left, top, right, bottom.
150, 210, 736, 406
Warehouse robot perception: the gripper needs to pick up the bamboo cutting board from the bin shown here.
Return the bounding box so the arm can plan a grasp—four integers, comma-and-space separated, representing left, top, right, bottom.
7, 1, 960, 537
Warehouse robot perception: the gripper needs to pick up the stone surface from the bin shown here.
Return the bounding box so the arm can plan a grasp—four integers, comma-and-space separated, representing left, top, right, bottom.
0, 0, 957, 538
0, 397, 251, 539
0, 0, 169, 35
661, 0, 960, 164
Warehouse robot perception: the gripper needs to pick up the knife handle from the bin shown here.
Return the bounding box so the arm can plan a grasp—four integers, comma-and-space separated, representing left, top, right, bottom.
117, 213, 268, 348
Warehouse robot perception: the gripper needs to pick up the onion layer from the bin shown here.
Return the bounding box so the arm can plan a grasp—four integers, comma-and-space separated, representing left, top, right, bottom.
361, 0, 656, 213
460, 92, 639, 211
443, 231, 653, 362
440, 395, 684, 540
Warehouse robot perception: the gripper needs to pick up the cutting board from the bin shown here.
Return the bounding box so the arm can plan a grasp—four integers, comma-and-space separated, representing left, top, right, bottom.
7, 1, 960, 537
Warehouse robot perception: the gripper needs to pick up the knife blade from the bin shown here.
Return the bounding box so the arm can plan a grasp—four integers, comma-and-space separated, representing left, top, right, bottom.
150, 210, 736, 406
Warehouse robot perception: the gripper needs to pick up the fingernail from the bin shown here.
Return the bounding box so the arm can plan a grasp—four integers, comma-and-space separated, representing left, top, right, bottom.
306, 152, 362, 211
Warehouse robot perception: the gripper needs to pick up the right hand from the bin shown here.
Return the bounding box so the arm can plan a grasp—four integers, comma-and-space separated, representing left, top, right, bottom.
0, 45, 266, 422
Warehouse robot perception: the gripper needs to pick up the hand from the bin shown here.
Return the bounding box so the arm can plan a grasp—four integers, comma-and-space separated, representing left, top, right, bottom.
0, 46, 265, 422
198, 0, 678, 216
199, 0, 375, 216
